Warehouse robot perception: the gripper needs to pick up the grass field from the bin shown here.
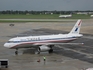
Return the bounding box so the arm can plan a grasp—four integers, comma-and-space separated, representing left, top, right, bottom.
0, 14, 91, 19
0, 14, 92, 22
0, 14, 59, 19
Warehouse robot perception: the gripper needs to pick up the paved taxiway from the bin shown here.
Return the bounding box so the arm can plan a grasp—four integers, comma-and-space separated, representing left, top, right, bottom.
0, 19, 93, 70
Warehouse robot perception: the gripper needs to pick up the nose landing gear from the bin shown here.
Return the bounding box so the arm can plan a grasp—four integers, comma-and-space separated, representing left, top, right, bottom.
15, 48, 18, 55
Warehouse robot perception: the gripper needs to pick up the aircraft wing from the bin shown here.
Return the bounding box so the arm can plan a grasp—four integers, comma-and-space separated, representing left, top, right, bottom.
33, 43, 84, 46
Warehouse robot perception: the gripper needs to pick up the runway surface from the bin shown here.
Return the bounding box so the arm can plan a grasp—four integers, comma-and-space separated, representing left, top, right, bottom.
0, 19, 93, 70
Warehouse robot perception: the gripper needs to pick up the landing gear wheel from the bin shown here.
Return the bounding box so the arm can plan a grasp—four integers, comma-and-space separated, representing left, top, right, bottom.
15, 49, 18, 55
49, 49, 53, 54
38, 52, 40, 54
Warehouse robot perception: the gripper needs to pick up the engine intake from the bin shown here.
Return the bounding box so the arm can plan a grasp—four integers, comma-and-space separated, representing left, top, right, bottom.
38, 45, 50, 52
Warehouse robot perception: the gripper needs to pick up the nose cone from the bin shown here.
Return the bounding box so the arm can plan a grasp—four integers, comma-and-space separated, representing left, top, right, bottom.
4, 43, 8, 47
4, 43, 11, 48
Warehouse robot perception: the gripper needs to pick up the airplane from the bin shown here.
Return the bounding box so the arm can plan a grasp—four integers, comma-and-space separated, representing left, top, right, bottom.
4, 19, 83, 55
59, 14, 72, 18
90, 15, 93, 17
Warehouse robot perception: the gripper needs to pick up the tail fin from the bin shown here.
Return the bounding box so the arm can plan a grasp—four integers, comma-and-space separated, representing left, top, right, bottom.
69, 19, 82, 34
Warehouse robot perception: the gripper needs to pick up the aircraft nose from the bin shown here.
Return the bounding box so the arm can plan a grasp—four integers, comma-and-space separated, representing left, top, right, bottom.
4, 43, 8, 47
4, 43, 10, 48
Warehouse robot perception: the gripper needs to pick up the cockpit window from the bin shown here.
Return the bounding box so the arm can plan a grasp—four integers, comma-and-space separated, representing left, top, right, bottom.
7, 41, 13, 43
7, 41, 20, 43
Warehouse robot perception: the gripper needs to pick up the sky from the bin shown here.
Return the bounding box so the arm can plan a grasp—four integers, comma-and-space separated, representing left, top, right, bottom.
0, 0, 93, 11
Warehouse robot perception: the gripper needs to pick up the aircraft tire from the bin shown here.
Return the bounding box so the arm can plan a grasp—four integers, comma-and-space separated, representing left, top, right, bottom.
15, 50, 18, 55
49, 49, 53, 53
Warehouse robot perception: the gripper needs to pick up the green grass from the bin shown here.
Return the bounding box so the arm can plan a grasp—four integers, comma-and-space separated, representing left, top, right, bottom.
0, 14, 92, 22
0, 14, 59, 19
72, 14, 91, 19
0, 14, 91, 19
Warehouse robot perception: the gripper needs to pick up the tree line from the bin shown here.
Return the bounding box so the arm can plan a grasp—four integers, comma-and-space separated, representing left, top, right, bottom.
0, 10, 93, 15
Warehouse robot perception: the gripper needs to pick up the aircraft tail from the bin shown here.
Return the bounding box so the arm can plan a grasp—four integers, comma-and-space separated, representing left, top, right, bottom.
69, 19, 82, 34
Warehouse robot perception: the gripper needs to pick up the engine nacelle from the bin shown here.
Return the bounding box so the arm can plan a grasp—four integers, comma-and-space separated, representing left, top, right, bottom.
38, 45, 50, 52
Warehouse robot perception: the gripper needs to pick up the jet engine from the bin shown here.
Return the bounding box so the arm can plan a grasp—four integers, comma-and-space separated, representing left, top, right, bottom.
38, 45, 51, 52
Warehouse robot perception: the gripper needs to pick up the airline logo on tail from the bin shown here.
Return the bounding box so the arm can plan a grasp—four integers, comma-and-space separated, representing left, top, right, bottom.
78, 21, 81, 26
75, 20, 81, 32
69, 19, 82, 34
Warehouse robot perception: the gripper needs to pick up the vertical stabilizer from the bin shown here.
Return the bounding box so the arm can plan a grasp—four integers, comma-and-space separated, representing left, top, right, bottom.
69, 19, 82, 34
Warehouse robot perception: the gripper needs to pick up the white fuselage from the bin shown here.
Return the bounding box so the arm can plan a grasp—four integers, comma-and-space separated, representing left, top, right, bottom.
59, 15, 72, 18
4, 34, 82, 49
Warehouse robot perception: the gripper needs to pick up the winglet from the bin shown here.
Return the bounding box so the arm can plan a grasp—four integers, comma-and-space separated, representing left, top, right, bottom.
69, 19, 82, 34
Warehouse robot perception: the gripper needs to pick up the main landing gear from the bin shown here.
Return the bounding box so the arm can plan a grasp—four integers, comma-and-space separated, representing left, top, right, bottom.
48, 45, 53, 54
48, 49, 53, 53
37, 51, 40, 54
15, 48, 18, 55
